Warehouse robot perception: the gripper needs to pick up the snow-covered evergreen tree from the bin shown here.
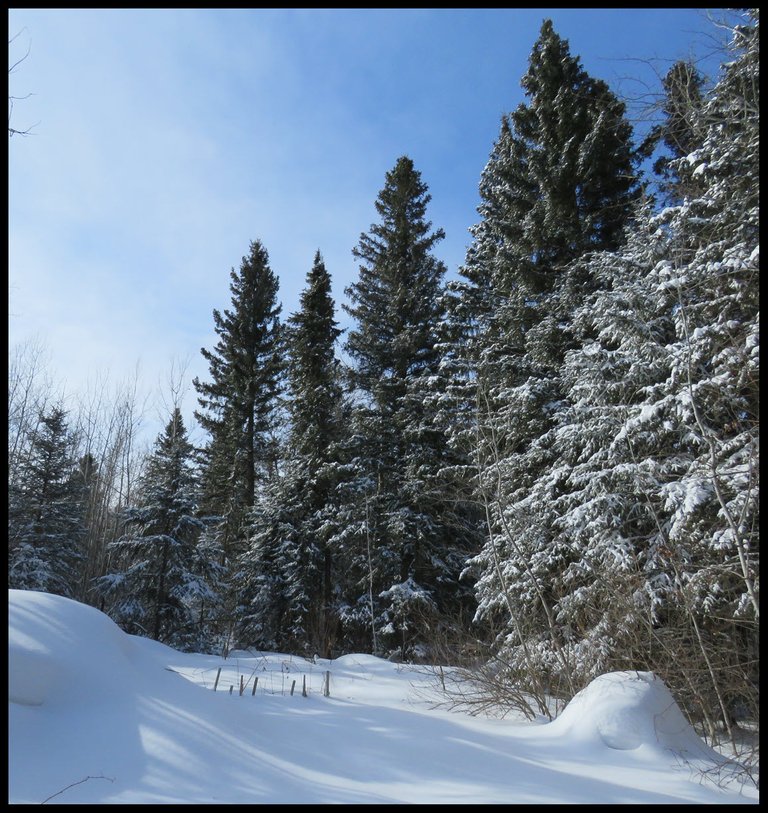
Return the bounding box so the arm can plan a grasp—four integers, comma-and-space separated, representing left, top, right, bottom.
95, 409, 225, 649
642, 10, 759, 731
450, 19, 641, 697
8, 405, 85, 598
446, 17, 642, 503
341, 156, 477, 659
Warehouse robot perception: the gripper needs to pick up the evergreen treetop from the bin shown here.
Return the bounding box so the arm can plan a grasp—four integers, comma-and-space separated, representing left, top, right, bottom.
487, 18, 641, 295
344, 155, 447, 397
286, 249, 343, 468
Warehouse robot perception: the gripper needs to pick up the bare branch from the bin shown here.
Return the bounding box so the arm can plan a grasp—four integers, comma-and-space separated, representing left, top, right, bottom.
8, 28, 37, 137
41, 774, 115, 804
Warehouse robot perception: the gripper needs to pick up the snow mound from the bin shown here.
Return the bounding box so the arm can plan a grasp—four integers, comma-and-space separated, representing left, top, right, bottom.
333, 653, 390, 669
550, 671, 718, 760
8, 589, 143, 707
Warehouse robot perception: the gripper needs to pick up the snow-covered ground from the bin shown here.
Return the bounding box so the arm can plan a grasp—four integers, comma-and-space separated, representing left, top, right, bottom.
8, 589, 759, 804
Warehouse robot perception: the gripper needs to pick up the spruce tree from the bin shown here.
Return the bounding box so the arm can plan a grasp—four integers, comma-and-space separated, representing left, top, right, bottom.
8, 405, 85, 598
641, 11, 759, 734
546, 5, 758, 719
95, 408, 224, 648
452, 20, 642, 701
193, 239, 283, 559
284, 250, 346, 656
342, 156, 475, 658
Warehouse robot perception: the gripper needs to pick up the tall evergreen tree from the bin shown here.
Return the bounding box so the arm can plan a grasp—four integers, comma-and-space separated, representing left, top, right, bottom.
193, 239, 283, 559
237, 251, 346, 657
342, 156, 477, 658
8, 405, 85, 598
449, 19, 642, 699
95, 408, 224, 649
642, 10, 759, 735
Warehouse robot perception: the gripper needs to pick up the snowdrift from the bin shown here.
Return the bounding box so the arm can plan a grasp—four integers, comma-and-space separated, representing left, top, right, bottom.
549, 670, 721, 760
9, 589, 146, 707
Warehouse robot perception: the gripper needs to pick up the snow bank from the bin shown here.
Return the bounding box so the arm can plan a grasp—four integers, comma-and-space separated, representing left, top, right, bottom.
549, 670, 720, 761
9, 588, 143, 707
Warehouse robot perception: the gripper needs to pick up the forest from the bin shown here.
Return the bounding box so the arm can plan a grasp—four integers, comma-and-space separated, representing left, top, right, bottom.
8, 12, 758, 767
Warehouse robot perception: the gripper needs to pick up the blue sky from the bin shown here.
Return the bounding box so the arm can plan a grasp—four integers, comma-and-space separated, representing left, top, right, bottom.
8, 8, 740, 442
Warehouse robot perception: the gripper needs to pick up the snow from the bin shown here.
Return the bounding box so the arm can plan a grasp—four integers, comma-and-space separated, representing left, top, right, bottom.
8, 589, 758, 804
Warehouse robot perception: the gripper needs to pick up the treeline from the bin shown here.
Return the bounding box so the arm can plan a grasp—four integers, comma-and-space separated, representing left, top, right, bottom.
8, 14, 758, 752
